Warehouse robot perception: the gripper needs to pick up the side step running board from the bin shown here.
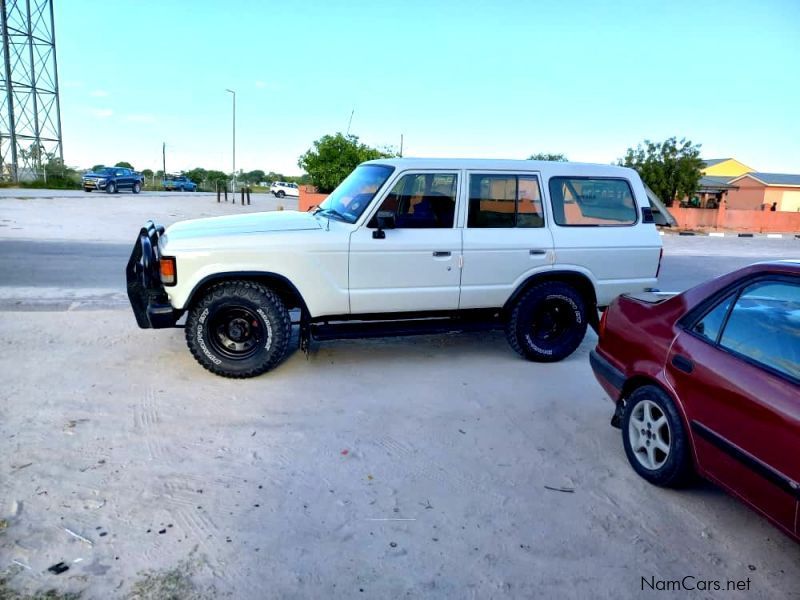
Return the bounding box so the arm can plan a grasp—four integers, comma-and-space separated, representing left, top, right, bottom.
310, 317, 503, 342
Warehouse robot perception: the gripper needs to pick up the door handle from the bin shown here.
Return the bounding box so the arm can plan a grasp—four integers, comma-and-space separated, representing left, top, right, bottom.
432, 251, 451, 257
530, 249, 547, 256
671, 354, 694, 374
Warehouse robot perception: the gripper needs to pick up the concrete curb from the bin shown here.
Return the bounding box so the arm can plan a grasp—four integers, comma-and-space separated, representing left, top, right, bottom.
665, 230, 797, 239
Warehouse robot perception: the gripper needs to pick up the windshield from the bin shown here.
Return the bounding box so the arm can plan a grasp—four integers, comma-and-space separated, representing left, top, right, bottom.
317, 164, 394, 223
92, 167, 114, 175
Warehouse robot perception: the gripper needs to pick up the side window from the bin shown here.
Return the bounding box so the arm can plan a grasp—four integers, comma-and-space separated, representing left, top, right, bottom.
693, 294, 734, 343
549, 177, 637, 226
719, 281, 800, 380
370, 173, 457, 229
467, 174, 544, 228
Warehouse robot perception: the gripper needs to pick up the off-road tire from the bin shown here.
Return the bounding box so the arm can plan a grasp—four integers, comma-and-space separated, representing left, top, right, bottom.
505, 281, 587, 362
84, 188, 92, 192
185, 281, 292, 378
621, 385, 693, 487
133, 182, 142, 194
106, 181, 117, 194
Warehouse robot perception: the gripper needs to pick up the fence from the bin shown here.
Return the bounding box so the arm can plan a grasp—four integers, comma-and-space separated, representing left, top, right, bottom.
669, 203, 800, 233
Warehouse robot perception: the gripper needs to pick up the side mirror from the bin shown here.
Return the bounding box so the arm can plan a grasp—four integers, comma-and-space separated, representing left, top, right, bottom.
373, 211, 395, 239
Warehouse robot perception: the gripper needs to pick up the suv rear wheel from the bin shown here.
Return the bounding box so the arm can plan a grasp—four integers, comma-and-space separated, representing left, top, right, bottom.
277, 190, 285, 198
505, 281, 587, 362
185, 281, 291, 378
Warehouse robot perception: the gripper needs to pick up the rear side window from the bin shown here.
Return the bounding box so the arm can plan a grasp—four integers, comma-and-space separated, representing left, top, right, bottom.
693, 294, 735, 343
549, 177, 637, 226
719, 281, 800, 380
467, 174, 544, 228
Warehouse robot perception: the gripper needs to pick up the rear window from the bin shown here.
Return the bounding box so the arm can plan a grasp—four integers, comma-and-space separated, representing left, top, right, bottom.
549, 177, 637, 226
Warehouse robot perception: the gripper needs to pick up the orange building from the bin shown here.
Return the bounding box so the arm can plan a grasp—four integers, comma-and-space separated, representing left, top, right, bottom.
695, 158, 800, 212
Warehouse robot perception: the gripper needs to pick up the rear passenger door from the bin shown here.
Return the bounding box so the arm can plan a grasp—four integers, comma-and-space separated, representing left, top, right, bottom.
546, 176, 661, 306
460, 171, 553, 309
668, 278, 800, 535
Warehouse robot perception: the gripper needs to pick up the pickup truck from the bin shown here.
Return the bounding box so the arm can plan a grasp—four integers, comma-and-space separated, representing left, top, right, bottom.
162, 175, 197, 192
126, 157, 664, 378
83, 167, 144, 193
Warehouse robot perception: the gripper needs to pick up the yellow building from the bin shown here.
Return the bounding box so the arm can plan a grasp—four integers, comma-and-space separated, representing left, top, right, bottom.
701, 158, 755, 178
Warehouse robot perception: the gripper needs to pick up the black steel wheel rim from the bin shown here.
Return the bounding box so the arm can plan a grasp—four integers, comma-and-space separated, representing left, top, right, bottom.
530, 298, 575, 344
208, 306, 267, 360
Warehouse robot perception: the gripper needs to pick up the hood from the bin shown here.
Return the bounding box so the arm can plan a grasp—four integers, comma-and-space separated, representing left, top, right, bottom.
164, 210, 322, 242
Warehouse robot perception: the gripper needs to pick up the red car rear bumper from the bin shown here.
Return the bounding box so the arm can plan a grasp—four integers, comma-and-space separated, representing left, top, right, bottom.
590, 349, 625, 401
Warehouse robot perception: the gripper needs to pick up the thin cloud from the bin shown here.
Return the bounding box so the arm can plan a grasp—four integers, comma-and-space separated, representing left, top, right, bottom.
126, 114, 156, 124
90, 89, 109, 97
89, 108, 113, 118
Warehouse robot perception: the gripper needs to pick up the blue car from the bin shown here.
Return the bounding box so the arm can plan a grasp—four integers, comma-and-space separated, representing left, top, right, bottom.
83, 167, 144, 193
162, 175, 197, 192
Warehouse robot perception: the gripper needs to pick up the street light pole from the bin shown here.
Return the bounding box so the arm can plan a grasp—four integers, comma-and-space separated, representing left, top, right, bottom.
225, 89, 236, 193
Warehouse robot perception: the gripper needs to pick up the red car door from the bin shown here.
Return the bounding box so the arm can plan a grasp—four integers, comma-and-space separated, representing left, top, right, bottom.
666, 277, 800, 537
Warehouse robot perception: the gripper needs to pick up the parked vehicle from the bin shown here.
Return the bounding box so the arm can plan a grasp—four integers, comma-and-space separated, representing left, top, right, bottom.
591, 261, 799, 541
162, 175, 197, 192
126, 158, 663, 378
270, 181, 299, 198
83, 167, 144, 193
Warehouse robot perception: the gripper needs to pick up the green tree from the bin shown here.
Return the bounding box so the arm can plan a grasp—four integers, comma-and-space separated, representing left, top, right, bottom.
528, 152, 568, 161
204, 170, 229, 186
114, 161, 134, 170
184, 167, 207, 185
243, 169, 266, 185
298, 132, 393, 193
141, 168, 154, 178
619, 137, 703, 206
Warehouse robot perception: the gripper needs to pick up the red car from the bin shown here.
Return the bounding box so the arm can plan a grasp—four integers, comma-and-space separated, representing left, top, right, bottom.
591, 261, 799, 541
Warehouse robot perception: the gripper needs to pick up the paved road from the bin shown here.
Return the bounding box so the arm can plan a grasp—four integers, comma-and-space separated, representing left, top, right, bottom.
2, 237, 796, 310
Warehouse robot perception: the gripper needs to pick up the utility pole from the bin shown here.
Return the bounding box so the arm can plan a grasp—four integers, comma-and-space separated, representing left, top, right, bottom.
162, 142, 166, 178
225, 89, 236, 193
346, 107, 354, 135
400, 134, 403, 158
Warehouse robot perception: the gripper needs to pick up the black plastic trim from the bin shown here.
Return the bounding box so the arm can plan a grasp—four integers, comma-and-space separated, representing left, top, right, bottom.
185, 271, 310, 314
590, 349, 625, 391
691, 420, 800, 500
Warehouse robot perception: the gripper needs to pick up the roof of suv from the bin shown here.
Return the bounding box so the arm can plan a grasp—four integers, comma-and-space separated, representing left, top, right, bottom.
362, 157, 639, 177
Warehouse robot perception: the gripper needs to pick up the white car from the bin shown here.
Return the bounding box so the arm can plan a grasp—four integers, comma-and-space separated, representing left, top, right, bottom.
127, 158, 663, 378
269, 181, 299, 198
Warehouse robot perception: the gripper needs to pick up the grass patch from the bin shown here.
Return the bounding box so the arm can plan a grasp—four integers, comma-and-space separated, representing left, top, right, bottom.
0, 578, 81, 600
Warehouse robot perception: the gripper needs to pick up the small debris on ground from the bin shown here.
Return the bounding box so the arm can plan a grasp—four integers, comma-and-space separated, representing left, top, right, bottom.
47, 562, 70, 575
544, 485, 575, 493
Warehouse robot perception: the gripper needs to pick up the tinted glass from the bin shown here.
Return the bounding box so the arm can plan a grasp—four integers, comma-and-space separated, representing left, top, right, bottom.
371, 173, 457, 229
468, 174, 543, 228
549, 177, 637, 226
720, 281, 800, 380
693, 294, 734, 343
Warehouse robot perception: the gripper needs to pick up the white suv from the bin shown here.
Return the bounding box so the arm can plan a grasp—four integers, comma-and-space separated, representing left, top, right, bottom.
127, 158, 663, 378
269, 181, 299, 198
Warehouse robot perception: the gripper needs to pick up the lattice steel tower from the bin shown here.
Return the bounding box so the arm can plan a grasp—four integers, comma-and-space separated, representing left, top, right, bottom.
0, 0, 63, 181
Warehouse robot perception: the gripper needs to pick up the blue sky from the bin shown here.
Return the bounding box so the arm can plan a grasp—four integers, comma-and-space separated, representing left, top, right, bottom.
56, 0, 800, 175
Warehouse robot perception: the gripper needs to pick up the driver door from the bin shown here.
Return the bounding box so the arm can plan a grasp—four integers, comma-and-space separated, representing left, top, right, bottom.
348, 171, 462, 314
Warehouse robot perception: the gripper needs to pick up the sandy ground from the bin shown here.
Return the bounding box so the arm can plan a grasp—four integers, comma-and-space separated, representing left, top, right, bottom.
1, 191, 799, 598
0, 190, 296, 243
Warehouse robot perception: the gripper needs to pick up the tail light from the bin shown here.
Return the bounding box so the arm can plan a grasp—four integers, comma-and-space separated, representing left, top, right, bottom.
598, 308, 609, 339
655, 247, 664, 279
160, 256, 176, 286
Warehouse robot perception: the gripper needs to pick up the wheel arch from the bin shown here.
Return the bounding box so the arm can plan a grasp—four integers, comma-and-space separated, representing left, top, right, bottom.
185, 271, 310, 315
503, 269, 599, 327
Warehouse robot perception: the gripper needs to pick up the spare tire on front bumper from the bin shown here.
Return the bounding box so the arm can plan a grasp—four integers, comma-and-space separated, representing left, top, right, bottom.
125, 221, 182, 328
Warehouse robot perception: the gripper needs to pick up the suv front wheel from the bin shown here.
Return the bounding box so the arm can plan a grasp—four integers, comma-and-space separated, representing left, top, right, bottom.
505, 281, 587, 362
185, 281, 292, 378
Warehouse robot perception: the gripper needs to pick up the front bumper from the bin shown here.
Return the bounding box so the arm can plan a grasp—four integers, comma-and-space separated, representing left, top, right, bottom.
125, 221, 182, 329
83, 179, 107, 189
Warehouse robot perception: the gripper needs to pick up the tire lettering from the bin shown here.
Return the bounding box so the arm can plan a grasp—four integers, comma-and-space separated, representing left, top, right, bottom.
196, 319, 222, 365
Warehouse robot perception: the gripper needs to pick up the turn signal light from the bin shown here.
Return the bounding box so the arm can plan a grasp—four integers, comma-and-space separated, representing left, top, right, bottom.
160, 257, 176, 286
